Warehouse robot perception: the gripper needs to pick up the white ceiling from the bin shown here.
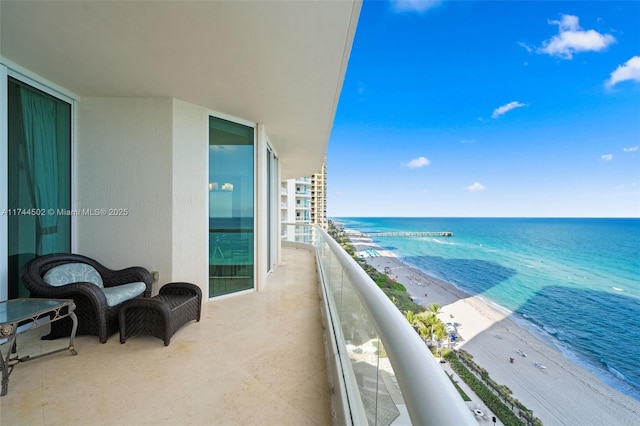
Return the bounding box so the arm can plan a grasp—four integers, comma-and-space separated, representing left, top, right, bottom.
0, 0, 361, 179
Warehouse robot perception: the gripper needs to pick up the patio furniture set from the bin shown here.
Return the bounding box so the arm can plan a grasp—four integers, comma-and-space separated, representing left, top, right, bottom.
0, 253, 202, 396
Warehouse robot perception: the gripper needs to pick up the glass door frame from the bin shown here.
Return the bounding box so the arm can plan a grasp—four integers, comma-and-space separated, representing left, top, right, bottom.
1, 65, 7, 302
0, 62, 77, 301
207, 112, 257, 299
267, 144, 279, 274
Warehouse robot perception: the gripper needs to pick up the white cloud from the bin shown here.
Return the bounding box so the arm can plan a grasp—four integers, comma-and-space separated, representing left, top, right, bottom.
601, 154, 614, 161
465, 182, 486, 192
538, 14, 616, 59
615, 182, 638, 190
391, 0, 441, 13
623, 145, 639, 152
210, 145, 237, 152
461, 139, 476, 144
605, 56, 640, 88
404, 156, 431, 168
492, 101, 526, 118
517, 41, 534, 53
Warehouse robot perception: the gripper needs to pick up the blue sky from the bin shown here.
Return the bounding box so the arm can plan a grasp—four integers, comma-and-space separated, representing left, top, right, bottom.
327, 0, 640, 218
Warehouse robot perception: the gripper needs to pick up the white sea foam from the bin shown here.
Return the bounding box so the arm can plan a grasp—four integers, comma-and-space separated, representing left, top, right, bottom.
432, 238, 455, 245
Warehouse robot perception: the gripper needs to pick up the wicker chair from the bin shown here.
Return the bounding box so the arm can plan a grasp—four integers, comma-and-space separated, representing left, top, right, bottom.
21, 253, 153, 343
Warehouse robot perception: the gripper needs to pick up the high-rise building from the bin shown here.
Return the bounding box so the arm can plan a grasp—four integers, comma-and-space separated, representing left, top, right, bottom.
310, 160, 327, 229
280, 160, 326, 229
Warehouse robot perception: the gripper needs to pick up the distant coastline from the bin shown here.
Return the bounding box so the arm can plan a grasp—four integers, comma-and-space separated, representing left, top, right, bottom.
338, 217, 640, 424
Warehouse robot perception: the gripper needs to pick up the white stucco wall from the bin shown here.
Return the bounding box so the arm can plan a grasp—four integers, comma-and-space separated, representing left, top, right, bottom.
76, 96, 275, 298
171, 99, 208, 296
76, 98, 174, 293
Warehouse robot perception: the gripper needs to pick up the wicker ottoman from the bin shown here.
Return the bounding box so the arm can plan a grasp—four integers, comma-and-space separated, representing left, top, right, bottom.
119, 282, 202, 346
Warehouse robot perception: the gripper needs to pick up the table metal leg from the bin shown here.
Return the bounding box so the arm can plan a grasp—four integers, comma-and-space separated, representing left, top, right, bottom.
0, 300, 79, 396
68, 312, 78, 355
0, 336, 17, 397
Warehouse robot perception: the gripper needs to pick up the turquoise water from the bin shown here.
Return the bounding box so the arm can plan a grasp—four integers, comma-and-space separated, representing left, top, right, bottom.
334, 217, 640, 401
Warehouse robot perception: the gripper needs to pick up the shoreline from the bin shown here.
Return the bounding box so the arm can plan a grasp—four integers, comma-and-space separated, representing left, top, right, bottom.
348, 231, 640, 425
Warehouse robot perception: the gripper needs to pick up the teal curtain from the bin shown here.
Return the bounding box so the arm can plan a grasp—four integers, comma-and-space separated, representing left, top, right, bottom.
7, 78, 70, 299
19, 87, 59, 254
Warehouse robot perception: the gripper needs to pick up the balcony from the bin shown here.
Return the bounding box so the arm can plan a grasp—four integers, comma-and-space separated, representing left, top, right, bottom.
2, 225, 474, 425
1, 248, 331, 425
281, 225, 475, 425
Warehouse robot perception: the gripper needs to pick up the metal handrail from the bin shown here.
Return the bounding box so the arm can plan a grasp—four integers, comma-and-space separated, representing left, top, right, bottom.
284, 223, 476, 425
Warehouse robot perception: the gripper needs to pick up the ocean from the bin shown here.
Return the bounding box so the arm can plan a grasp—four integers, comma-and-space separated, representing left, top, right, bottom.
333, 217, 640, 401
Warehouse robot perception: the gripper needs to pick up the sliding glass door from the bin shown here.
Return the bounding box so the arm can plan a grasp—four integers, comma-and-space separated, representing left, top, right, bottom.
208, 116, 254, 297
6, 77, 72, 299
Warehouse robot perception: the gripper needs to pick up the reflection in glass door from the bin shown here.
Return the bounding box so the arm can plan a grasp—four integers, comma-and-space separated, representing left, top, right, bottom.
208, 116, 254, 297
6, 77, 71, 299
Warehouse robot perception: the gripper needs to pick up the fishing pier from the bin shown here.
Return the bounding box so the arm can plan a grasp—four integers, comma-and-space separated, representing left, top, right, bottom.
353, 231, 454, 238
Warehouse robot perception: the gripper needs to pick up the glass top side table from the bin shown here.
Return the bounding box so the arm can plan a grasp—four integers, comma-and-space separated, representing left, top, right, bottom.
0, 298, 78, 396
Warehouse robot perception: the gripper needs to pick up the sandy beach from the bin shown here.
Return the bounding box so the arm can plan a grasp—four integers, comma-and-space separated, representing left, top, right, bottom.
349, 232, 640, 426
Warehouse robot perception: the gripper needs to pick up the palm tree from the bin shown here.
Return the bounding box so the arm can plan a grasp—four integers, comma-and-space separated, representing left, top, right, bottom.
432, 321, 448, 358
404, 311, 426, 342
417, 323, 430, 344
405, 310, 416, 324
406, 312, 431, 344
427, 303, 442, 316
422, 312, 440, 342
405, 309, 447, 346
433, 321, 447, 341
406, 310, 429, 342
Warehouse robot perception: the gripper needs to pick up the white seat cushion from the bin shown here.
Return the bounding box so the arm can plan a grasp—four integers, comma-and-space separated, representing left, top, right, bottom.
102, 282, 147, 307
43, 263, 103, 288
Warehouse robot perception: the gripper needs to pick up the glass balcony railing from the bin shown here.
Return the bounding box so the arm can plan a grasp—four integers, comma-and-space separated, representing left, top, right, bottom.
281, 223, 475, 425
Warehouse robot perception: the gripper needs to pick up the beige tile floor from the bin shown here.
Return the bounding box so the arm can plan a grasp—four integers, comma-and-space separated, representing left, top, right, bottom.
1, 247, 332, 425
